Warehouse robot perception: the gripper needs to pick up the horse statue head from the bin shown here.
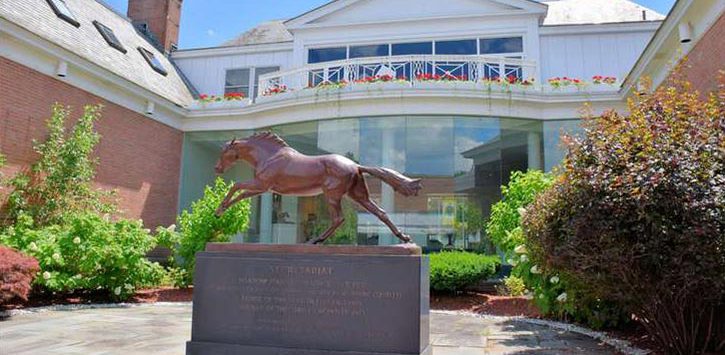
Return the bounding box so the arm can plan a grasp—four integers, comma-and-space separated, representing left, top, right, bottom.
215, 132, 289, 174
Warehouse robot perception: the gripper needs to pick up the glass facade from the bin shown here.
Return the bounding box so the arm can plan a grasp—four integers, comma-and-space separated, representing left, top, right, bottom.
179, 116, 578, 249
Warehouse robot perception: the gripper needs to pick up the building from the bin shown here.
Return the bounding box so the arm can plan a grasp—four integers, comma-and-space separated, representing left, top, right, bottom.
1, 0, 723, 247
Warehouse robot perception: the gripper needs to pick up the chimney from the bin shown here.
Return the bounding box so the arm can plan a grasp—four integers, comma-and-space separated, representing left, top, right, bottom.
127, 0, 182, 53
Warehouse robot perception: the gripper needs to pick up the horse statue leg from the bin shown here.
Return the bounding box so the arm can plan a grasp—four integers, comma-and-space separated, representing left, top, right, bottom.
306, 194, 345, 244
215, 180, 267, 217
348, 174, 412, 243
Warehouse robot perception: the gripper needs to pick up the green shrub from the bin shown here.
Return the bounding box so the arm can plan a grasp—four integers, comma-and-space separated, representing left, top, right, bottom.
486, 170, 553, 255
4, 104, 114, 227
0, 213, 166, 300
174, 177, 250, 285
501, 275, 526, 296
524, 74, 725, 352
429, 251, 499, 293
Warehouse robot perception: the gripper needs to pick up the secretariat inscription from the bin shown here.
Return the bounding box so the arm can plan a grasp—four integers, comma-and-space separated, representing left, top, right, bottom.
187, 244, 430, 355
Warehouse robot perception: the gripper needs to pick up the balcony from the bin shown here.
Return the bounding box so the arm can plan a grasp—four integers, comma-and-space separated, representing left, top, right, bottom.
258, 55, 538, 96
187, 55, 621, 111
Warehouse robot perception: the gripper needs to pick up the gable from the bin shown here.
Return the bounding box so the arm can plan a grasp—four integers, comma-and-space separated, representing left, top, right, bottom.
286, 0, 547, 28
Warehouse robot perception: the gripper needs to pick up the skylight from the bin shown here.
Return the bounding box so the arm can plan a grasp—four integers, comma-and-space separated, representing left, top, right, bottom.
93, 21, 126, 53
138, 47, 168, 76
45, 0, 80, 27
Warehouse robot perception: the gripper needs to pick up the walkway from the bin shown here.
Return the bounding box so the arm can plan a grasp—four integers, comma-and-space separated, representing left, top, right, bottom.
0, 303, 619, 354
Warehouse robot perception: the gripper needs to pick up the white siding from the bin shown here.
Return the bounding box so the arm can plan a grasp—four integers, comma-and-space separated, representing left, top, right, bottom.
174, 50, 293, 95
540, 30, 655, 80
311, 0, 516, 25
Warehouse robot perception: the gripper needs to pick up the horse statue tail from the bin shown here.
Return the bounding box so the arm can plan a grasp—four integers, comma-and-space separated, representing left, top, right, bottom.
358, 166, 422, 196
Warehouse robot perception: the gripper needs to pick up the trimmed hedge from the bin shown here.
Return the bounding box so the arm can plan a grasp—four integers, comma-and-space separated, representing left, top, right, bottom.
429, 251, 499, 292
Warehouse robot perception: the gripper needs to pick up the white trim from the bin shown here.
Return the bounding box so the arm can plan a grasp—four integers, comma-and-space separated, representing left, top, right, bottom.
284, 0, 547, 29
540, 21, 663, 36
180, 88, 626, 131
290, 11, 540, 30
171, 42, 293, 59
0, 18, 186, 129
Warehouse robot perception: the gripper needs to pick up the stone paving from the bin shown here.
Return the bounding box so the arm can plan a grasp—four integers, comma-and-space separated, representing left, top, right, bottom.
0, 303, 618, 354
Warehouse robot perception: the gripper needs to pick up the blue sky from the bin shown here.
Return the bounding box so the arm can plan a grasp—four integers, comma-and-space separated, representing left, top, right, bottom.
104, 0, 676, 49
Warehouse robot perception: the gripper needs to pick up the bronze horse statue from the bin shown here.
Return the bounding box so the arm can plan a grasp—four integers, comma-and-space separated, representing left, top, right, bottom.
214, 132, 422, 244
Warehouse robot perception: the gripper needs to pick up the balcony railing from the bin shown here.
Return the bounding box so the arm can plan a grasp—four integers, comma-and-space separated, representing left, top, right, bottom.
258, 55, 538, 95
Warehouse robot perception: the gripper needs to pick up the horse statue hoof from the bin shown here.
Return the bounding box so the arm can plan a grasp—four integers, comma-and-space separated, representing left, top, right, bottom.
397, 234, 412, 243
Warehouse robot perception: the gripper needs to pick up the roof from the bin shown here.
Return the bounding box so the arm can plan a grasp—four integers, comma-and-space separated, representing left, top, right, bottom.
541, 0, 665, 26
0, 0, 194, 106
222, 20, 293, 47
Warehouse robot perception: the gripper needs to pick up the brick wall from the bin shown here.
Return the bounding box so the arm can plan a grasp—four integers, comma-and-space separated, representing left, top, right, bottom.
0, 57, 183, 228
680, 12, 725, 94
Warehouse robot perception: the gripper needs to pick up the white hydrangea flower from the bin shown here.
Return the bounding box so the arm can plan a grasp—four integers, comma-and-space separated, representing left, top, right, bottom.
73, 237, 81, 244
518, 207, 527, 217
550, 276, 560, 284
539, 293, 545, 299
530, 265, 541, 274
124, 283, 133, 290
52, 253, 61, 261
514, 244, 527, 254
114, 286, 122, 296
42, 271, 51, 279
167, 224, 176, 232
29, 242, 39, 251
507, 258, 518, 266
519, 255, 529, 263
143, 228, 151, 234
556, 292, 568, 302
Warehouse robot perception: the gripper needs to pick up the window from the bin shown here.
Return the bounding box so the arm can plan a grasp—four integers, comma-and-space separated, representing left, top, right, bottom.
45, 0, 80, 27
480, 37, 523, 54
93, 21, 126, 53
350, 44, 388, 58
253, 67, 280, 99
308, 47, 347, 64
435, 39, 477, 55
391, 42, 433, 56
225, 69, 250, 96
137, 47, 168, 76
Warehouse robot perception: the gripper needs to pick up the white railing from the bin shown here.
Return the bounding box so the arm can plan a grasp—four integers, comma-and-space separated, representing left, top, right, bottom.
258, 55, 538, 95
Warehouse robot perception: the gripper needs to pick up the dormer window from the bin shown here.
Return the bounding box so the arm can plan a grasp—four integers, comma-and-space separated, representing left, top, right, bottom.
93, 21, 126, 53
138, 47, 168, 76
45, 0, 80, 27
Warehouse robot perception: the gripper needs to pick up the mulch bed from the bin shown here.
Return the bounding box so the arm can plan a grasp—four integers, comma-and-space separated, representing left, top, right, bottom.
431, 292, 541, 317
1, 287, 194, 311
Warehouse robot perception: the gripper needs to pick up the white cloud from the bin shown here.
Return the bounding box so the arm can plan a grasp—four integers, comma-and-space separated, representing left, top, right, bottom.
206, 29, 216, 37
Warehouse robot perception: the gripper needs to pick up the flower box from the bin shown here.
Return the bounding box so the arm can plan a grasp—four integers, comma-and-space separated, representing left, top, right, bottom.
189, 98, 251, 110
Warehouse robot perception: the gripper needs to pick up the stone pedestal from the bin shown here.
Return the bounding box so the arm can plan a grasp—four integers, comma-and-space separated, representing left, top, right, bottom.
186, 243, 430, 355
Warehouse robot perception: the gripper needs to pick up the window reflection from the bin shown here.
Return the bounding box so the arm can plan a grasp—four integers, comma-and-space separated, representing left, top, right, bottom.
435, 39, 477, 55
480, 37, 524, 54
181, 116, 564, 250
391, 42, 433, 55
350, 44, 389, 58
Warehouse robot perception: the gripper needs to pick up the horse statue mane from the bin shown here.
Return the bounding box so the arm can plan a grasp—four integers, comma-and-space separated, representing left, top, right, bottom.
248, 131, 289, 149
224, 131, 289, 151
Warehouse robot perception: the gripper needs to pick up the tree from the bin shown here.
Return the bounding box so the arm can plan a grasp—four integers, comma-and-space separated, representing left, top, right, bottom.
4, 104, 115, 227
